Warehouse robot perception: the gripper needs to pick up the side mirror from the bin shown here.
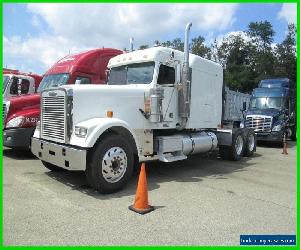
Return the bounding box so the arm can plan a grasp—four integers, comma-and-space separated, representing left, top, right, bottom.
242, 101, 247, 111
285, 109, 289, 116
105, 69, 110, 81
176, 65, 181, 84
17, 81, 22, 95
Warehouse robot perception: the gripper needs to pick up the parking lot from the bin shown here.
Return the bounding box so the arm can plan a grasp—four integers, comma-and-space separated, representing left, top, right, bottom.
3, 142, 296, 246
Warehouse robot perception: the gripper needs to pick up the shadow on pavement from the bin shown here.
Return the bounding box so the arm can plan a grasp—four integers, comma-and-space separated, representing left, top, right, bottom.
257, 140, 296, 149
3, 148, 37, 160
45, 150, 261, 200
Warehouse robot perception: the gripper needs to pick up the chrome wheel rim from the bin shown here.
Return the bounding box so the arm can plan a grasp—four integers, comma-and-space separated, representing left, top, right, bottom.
101, 147, 127, 183
235, 135, 244, 156
248, 134, 255, 152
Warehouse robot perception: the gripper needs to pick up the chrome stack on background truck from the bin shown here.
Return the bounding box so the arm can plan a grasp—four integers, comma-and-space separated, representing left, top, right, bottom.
31, 23, 257, 193
242, 78, 296, 143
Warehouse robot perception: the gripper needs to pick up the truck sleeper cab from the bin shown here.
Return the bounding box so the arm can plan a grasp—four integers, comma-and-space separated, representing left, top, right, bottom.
32, 43, 256, 194
3, 48, 123, 149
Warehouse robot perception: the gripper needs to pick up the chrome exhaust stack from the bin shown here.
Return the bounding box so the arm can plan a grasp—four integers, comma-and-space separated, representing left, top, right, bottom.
179, 22, 192, 122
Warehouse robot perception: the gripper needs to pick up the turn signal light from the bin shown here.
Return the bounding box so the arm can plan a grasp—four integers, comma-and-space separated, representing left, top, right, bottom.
107, 111, 113, 118
144, 98, 151, 113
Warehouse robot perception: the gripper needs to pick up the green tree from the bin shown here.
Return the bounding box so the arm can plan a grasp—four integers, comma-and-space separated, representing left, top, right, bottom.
246, 21, 276, 81
213, 33, 256, 92
139, 44, 149, 50
190, 36, 211, 59
274, 23, 297, 83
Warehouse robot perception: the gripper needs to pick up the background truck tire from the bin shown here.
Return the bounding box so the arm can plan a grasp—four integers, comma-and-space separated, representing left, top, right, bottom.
219, 130, 245, 161
42, 161, 66, 172
86, 134, 134, 194
243, 129, 256, 157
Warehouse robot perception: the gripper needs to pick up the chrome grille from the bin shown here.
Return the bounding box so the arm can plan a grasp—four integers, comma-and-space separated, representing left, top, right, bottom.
245, 115, 273, 132
41, 91, 66, 142
3, 103, 6, 124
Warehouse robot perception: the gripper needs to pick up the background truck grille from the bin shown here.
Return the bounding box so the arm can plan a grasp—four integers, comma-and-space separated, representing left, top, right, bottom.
245, 115, 272, 132
41, 94, 66, 142
3, 103, 6, 123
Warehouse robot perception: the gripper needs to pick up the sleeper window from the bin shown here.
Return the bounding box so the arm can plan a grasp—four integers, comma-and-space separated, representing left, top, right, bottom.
157, 65, 175, 85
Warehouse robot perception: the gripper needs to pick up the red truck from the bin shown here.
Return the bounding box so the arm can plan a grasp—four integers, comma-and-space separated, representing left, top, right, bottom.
3, 69, 42, 101
3, 48, 123, 149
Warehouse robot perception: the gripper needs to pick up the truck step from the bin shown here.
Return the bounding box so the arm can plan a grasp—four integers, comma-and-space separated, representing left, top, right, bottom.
158, 153, 187, 163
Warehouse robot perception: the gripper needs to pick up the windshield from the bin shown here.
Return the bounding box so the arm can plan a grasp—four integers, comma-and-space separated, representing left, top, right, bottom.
250, 97, 283, 110
107, 62, 155, 85
3, 75, 10, 93
260, 79, 289, 88
37, 73, 69, 92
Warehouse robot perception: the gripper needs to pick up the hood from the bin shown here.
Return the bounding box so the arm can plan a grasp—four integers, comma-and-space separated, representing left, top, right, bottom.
63, 84, 150, 129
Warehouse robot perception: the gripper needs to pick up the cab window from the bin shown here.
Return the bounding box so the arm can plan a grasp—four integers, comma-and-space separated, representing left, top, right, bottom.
157, 65, 175, 85
20, 79, 30, 94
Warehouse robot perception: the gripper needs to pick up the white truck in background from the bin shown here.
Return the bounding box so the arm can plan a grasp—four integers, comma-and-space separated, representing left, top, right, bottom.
31, 23, 256, 194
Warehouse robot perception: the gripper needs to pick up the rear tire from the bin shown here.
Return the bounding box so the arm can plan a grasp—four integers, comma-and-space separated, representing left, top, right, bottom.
219, 130, 245, 161
243, 129, 256, 157
42, 161, 66, 172
86, 134, 134, 194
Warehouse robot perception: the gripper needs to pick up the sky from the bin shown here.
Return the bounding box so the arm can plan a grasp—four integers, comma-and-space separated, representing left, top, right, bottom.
3, 3, 297, 75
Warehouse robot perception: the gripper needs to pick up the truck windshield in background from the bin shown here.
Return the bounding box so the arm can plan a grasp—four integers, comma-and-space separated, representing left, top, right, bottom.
260, 79, 289, 88
108, 62, 155, 85
37, 73, 69, 92
250, 97, 283, 110
3, 75, 10, 93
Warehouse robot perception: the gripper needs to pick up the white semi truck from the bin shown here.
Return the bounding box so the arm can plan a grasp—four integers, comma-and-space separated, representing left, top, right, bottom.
31, 23, 256, 193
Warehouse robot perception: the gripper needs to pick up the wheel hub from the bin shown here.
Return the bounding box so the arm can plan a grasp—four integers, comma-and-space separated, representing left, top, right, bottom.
248, 134, 255, 152
101, 147, 127, 183
235, 135, 244, 155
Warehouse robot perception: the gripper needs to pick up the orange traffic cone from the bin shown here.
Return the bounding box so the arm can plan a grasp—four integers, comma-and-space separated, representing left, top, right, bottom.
282, 133, 288, 155
129, 163, 154, 214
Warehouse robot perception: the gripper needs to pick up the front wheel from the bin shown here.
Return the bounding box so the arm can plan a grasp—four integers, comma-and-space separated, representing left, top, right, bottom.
86, 134, 134, 194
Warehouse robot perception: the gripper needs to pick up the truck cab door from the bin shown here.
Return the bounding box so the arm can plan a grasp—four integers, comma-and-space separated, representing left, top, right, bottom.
156, 63, 178, 122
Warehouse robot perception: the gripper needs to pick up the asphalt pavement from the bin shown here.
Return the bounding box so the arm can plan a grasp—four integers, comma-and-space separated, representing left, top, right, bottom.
3, 141, 296, 246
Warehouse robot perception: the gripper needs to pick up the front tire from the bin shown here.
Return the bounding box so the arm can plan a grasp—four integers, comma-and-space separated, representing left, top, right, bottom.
86, 134, 134, 194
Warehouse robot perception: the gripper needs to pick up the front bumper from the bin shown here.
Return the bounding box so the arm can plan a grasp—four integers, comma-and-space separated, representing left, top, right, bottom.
31, 137, 87, 171
3, 127, 36, 149
256, 131, 284, 142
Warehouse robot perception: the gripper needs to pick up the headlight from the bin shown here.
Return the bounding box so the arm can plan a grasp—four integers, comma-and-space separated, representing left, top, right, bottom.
6, 116, 25, 128
75, 126, 88, 137
240, 122, 244, 128
272, 124, 282, 132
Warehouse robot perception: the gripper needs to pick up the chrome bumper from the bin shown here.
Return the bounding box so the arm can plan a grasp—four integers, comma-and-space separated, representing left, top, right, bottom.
31, 137, 87, 171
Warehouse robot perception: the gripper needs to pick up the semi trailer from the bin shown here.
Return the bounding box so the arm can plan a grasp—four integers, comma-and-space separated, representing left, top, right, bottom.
3, 69, 42, 101
242, 78, 296, 142
3, 48, 123, 149
31, 23, 256, 194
